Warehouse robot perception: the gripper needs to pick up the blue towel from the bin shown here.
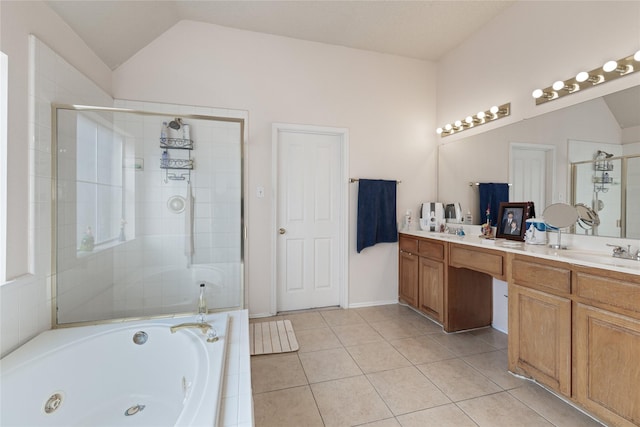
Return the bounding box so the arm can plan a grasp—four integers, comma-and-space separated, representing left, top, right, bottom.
357, 179, 398, 253
478, 183, 509, 227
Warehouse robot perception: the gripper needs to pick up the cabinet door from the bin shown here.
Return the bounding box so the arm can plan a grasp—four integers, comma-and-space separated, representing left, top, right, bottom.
574, 304, 640, 427
508, 284, 571, 396
418, 257, 444, 322
399, 251, 418, 308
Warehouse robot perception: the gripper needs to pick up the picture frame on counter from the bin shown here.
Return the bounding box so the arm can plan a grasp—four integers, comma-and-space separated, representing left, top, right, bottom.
496, 202, 530, 241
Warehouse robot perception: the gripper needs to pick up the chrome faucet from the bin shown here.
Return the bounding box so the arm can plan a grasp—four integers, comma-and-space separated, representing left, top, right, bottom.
606, 244, 640, 261
170, 322, 212, 335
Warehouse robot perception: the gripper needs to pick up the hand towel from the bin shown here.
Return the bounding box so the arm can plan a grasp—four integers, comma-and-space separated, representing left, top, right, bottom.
478, 183, 509, 226
357, 179, 398, 253
185, 183, 195, 266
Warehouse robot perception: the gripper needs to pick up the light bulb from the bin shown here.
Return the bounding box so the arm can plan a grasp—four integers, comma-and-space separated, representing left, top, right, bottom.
444, 123, 452, 131
552, 80, 566, 91
489, 106, 499, 114
532, 89, 543, 99
603, 60, 618, 72
635, 50, 640, 61
454, 120, 462, 127
477, 111, 485, 120
436, 127, 443, 135
465, 116, 473, 124
576, 72, 589, 83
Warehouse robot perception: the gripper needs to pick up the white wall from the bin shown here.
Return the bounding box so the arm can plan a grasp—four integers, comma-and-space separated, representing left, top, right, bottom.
437, 1, 640, 144
0, 1, 112, 280
112, 21, 437, 316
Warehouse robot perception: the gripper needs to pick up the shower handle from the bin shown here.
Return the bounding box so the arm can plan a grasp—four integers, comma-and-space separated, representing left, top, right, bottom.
279, 228, 286, 235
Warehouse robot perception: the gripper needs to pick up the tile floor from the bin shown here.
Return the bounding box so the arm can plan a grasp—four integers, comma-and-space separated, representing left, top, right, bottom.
250, 304, 604, 427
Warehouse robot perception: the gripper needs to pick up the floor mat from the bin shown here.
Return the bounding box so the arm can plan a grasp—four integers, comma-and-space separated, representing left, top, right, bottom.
250, 320, 299, 356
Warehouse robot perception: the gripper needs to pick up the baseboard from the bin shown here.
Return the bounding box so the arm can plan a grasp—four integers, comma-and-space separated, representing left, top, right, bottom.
347, 298, 399, 309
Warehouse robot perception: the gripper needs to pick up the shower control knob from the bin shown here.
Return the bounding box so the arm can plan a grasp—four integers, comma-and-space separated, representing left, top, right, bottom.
279, 228, 286, 235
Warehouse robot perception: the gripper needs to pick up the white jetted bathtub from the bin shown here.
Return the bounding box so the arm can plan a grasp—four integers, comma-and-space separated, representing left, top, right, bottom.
0, 313, 229, 426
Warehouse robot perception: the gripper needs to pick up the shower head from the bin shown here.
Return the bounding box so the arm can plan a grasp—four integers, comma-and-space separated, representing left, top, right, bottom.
169, 118, 182, 130
596, 150, 614, 158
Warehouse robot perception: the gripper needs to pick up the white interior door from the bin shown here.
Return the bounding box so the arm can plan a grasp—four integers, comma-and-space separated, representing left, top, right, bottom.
275, 126, 345, 312
510, 143, 555, 216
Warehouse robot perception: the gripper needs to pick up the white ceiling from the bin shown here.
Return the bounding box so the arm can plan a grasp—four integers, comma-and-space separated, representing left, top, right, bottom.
46, 0, 515, 70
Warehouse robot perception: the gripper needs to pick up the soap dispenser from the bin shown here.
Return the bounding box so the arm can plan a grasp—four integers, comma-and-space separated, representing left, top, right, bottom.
198, 283, 207, 322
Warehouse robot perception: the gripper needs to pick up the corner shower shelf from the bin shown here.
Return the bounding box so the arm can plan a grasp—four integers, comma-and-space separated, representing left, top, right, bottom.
160, 135, 194, 182
160, 137, 193, 150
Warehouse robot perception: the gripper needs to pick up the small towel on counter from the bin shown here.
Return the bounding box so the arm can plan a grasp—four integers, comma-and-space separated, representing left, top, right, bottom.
357, 179, 398, 253
478, 183, 509, 227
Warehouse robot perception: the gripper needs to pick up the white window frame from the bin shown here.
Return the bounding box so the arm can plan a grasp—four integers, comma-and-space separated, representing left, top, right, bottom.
1, 51, 8, 283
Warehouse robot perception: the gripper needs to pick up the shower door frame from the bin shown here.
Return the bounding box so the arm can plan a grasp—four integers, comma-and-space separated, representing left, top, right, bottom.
51, 104, 247, 328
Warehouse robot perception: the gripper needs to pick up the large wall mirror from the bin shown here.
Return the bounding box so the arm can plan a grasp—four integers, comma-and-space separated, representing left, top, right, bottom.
438, 85, 640, 239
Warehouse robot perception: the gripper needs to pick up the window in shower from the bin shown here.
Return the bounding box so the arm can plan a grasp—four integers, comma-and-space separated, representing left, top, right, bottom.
76, 114, 124, 251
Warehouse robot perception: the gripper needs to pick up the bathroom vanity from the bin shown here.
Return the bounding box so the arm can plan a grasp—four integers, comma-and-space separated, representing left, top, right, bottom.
398, 231, 640, 427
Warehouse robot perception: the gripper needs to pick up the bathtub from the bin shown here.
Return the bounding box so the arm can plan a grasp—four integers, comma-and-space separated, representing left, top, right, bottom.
0, 313, 229, 426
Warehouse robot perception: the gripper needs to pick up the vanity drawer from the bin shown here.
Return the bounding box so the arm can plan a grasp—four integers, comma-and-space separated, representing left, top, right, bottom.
574, 268, 640, 316
512, 256, 571, 295
399, 236, 418, 253
417, 239, 445, 261
449, 244, 504, 279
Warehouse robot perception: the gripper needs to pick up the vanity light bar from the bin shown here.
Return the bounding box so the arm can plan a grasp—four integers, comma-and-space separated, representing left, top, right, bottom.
436, 103, 511, 137
532, 50, 640, 105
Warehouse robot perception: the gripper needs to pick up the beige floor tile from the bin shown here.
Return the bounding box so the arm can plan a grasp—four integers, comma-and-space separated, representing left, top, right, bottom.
509, 382, 605, 427
470, 327, 509, 349
283, 311, 328, 330
299, 347, 362, 383
398, 313, 443, 334
347, 341, 412, 373
369, 319, 423, 340
463, 350, 527, 390
253, 385, 323, 427
311, 375, 393, 427
295, 326, 343, 353
250, 353, 308, 393
417, 358, 501, 402
457, 391, 554, 426
389, 336, 456, 364
396, 404, 478, 427
354, 306, 398, 323
379, 303, 416, 317
320, 308, 366, 326
367, 366, 450, 415
357, 418, 401, 427
429, 331, 498, 356
332, 323, 385, 346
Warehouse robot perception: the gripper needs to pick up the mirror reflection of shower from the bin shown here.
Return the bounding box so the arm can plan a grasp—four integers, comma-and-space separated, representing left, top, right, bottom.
54, 104, 245, 325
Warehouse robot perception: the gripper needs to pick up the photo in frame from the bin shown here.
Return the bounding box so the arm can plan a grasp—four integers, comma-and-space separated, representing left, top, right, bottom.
496, 202, 532, 241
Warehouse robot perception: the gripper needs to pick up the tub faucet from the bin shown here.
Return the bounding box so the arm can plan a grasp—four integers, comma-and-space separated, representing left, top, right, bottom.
170, 322, 212, 335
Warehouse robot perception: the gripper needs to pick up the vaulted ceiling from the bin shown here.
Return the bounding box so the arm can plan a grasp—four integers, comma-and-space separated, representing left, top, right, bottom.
46, 1, 515, 70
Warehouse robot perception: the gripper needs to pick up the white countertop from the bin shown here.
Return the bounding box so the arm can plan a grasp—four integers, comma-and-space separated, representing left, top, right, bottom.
400, 226, 640, 276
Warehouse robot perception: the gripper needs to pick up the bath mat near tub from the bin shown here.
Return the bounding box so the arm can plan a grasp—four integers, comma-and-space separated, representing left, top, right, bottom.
250, 320, 298, 356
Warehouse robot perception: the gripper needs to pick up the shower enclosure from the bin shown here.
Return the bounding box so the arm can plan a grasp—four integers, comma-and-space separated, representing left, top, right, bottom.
53, 105, 245, 325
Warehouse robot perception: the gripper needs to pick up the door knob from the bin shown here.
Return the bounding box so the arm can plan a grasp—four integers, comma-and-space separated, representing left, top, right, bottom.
279, 228, 286, 235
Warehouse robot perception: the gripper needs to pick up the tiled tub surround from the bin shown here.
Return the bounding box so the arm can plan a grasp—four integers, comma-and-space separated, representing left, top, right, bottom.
250, 306, 602, 427
0, 309, 252, 427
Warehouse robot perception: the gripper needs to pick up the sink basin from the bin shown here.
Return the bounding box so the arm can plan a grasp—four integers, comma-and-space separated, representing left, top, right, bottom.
559, 251, 640, 269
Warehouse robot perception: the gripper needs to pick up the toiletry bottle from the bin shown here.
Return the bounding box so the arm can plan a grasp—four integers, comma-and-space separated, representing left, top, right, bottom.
198, 283, 207, 321
182, 123, 190, 141
161, 121, 168, 142
464, 210, 473, 224
161, 149, 169, 167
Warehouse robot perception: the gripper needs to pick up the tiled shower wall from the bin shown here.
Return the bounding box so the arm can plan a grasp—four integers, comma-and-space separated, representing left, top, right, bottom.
0, 36, 113, 356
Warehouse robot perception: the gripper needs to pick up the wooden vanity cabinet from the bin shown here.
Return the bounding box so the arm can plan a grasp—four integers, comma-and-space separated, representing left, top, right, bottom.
508, 254, 572, 397
398, 235, 445, 323
399, 243, 419, 307
573, 267, 640, 426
